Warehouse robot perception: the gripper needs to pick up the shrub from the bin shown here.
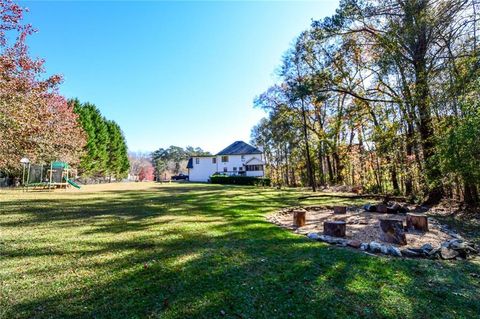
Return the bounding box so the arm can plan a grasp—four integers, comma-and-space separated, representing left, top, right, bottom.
209, 174, 271, 186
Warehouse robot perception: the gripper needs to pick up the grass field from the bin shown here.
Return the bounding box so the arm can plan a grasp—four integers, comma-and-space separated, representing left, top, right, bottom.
1, 182, 479, 318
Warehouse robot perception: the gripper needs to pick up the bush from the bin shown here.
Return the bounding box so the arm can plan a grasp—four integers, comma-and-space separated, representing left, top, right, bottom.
209, 174, 271, 186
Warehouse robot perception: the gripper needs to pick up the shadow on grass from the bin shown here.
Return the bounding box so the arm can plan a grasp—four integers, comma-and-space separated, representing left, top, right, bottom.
2, 183, 480, 318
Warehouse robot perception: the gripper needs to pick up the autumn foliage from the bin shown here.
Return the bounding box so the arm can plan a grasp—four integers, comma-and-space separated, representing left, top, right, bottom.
251, 0, 480, 206
138, 164, 154, 181
0, 0, 86, 173
128, 152, 154, 181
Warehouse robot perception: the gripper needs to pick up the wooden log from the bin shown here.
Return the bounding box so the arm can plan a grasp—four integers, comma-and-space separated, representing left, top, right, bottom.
324, 221, 346, 237
377, 204, 388, 213
386, 202, 402, 214
379, 219, 407, 245
406, 214, 429, 232
293, 210, 306, 227
333, 206, 347, 214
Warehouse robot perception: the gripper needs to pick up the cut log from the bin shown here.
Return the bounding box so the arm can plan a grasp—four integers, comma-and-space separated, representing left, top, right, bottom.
385, 202, 399, 214
386, 207, 397, 214
379, 219, 407, 245
293, 210, 306, 227
377, 204, 388, 213
390, 202, 401, 211
333, 206, 347, 214
406, 214, 429, 232
323, 221, 346, 237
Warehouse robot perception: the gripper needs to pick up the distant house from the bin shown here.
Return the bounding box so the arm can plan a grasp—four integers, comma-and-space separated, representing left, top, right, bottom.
187, 141, 265, 182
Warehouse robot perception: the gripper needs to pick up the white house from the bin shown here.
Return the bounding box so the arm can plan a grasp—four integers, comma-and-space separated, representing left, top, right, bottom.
187, 141, 265, 182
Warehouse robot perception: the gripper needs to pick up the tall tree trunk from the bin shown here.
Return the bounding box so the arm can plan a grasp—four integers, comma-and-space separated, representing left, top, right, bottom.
317, 143, 325, 186
284, 145, 290, 186
409, 0, 443, 204
404, 121, 414, 196
300, 99, 316, 192
464, 182, 479, 208
326, 154, 334, 184
358, 125, 366, 187
416, 54, 443, 203
333, 152, 343, 183
291, 168, 297, 187
390, 162, 400, 194
348, 127, 355, 185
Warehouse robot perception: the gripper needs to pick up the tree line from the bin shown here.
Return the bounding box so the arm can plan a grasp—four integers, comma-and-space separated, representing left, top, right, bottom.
151, 146, 210, 180
0, 0, 129, 183
127, 146, 209, 182
251, 0, 480, 207
72, 99, 130, 181
128, 152, 155, 182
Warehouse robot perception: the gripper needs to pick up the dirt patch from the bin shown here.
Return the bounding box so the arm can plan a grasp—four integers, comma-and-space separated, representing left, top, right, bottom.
268, 206, 453, 248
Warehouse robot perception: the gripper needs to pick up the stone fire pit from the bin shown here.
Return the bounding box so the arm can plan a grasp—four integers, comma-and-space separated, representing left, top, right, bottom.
267, 205, 478, 260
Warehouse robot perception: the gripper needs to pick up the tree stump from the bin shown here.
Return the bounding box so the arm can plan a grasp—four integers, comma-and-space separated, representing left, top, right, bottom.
293, 210, 306, 227
324, 221, 346, 237
379, 219, 407, 245
406, 214, 428, 232
333, 206, 347, 214
377, 204, 388, 213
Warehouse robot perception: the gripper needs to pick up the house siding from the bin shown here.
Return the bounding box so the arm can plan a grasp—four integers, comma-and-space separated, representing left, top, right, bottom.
188, 154, 264, 182
188, 157, 217, 182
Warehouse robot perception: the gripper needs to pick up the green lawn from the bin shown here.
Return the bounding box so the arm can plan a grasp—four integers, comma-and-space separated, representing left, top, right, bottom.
1, 183, 479, 319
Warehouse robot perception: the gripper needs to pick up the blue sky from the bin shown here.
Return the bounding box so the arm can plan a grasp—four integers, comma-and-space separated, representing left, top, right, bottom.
22, 0, 339, 153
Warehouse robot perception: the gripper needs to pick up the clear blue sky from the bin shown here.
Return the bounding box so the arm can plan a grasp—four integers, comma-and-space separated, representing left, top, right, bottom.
22, 0, 339, 153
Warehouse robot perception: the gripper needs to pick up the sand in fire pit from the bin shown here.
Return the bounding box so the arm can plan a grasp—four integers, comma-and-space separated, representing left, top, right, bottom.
268, 207, 453, 247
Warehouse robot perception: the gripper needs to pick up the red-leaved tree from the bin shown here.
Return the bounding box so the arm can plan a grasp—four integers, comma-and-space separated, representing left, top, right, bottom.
0, 0, 86, 173
128, 152, 154, 181
138, 164, 154, 181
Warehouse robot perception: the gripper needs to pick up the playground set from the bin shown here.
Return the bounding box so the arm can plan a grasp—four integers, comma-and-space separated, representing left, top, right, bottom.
22, 161, 81, 190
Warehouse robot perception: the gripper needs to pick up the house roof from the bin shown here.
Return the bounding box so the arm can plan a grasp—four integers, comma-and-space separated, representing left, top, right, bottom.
216, 141, 262, 155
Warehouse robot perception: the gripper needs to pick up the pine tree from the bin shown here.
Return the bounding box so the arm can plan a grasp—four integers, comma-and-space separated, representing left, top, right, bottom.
73, 100, 114, 179
73, 100, 98, 176
106, 120, 130, 179
89, 106, 109, 177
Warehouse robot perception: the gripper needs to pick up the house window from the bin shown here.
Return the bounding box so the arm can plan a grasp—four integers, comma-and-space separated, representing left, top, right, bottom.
233, 167, 237, 171
239, 166, 243, 171
221, 155, 229, 163
246, 165, 263, 171
212, 158, 216, 164
241, 155, 245, 160
223, 167, 228, 172
195, 158, 200, 164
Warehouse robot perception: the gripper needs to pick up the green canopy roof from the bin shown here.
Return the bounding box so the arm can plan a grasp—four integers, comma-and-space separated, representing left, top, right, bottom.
51, 161, 70, 169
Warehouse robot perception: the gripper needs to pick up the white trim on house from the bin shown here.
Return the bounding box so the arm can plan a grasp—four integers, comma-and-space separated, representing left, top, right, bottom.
245, 157, 265, 165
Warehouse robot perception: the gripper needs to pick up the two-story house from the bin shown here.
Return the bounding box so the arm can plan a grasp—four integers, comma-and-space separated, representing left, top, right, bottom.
186, 141, 265, 182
